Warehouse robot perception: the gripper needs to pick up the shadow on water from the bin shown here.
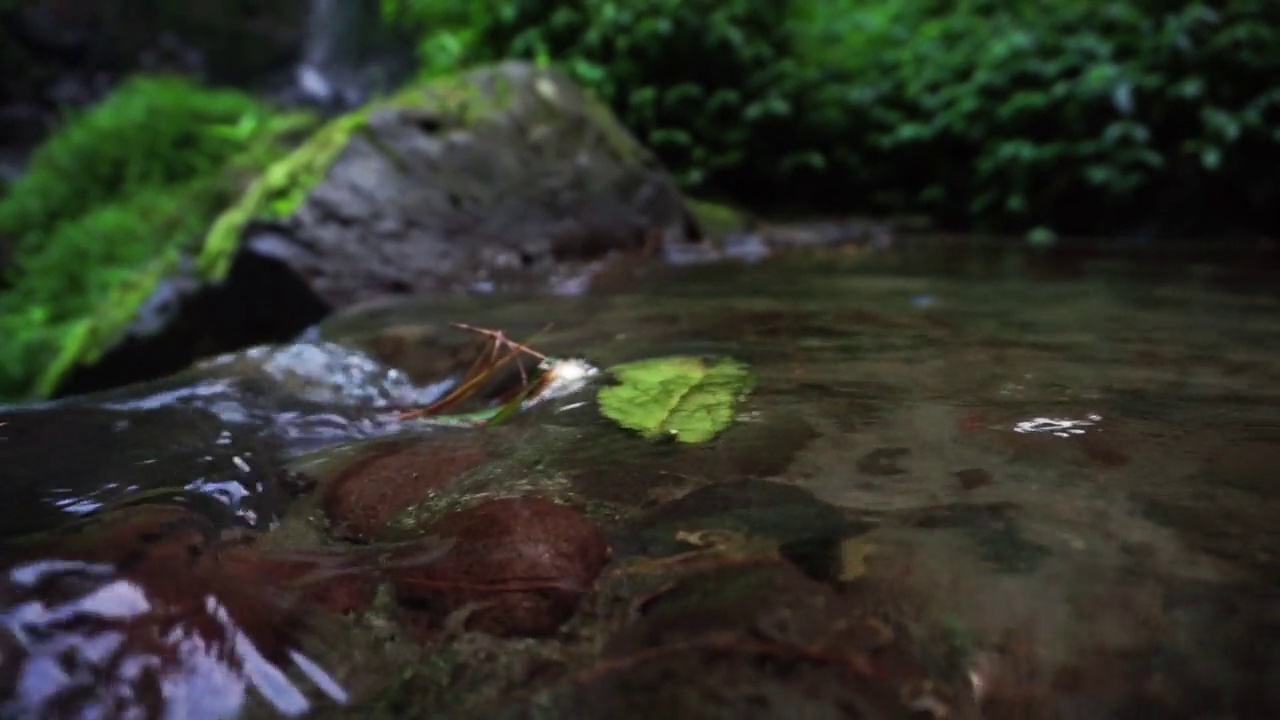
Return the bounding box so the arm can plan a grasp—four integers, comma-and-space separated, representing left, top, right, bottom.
3, 234, 1280, 718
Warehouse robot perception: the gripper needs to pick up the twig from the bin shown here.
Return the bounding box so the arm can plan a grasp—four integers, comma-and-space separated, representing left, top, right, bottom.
397, 323, 552, 421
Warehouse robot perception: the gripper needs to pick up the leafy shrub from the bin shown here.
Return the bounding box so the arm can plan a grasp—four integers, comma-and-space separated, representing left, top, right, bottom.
381, 0, 802, 191
0, 75, 309, 398
792, 0, 1280, 234
383, 0, 1280, 235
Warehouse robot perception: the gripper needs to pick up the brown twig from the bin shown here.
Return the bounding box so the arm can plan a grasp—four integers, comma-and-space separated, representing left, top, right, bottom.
397, 323, 553, 420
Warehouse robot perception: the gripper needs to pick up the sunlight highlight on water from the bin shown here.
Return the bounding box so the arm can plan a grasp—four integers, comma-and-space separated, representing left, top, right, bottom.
1013, 414, 1103, 437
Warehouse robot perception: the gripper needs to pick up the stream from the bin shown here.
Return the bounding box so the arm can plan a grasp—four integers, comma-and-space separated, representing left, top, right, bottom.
1, 238, 1279, 719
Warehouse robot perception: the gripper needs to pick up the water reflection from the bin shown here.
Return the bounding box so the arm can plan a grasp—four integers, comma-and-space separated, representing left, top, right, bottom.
1013, 414, 1102, 437
0, 559, 347, 719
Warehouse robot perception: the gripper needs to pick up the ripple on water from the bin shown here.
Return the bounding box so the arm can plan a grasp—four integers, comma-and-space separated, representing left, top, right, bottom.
0, 553, 347, 719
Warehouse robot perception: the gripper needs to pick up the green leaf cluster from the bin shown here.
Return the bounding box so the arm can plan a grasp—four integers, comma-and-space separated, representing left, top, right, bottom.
0, 75, 311, 399
382, 0, 1280, 235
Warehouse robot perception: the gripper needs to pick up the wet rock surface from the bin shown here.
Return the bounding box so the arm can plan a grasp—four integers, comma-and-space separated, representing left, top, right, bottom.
46, 60, 697, 398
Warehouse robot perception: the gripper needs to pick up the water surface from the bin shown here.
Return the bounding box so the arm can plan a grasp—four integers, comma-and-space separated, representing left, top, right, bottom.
4, 238, 1280, 718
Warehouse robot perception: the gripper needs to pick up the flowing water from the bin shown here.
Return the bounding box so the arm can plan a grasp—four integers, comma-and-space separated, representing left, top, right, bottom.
2, 238, 1279, 718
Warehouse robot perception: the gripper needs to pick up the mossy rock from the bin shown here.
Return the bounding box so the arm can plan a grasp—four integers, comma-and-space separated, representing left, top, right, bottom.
0, 75, 316, 399
0, 61, 692, 399
201, 60, 694, 308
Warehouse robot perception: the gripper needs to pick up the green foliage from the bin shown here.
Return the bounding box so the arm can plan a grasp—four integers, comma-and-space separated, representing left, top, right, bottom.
383, 0, 1280, 235
597, 356, 754, 444
791, 0, 1280, 233
382, 0, 797, 190
0, 75, 310, 399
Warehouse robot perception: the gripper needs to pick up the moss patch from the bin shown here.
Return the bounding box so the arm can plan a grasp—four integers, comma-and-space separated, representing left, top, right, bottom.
199, 110, 367, 280
0, 75, 316, 399
198, 64, 527, 281
686, 198, 751, 238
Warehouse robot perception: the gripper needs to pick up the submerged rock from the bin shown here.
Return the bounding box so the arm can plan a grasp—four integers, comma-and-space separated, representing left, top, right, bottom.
320, 434, 491, 542
0, 505, 353, 720
391, 497, 611, 640
543, 561, 979, 720
617, 479, 862, 568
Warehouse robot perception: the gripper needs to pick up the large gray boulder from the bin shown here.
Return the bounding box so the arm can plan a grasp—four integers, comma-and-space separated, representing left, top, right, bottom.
241, 60, 696, 305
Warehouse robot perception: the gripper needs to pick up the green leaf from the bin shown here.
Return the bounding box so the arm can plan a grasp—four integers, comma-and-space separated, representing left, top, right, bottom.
597, 356, 754, 444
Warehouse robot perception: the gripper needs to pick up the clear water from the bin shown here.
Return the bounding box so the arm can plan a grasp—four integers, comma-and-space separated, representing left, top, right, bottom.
4, 239, 1280, 718
320, 242, 1280, 717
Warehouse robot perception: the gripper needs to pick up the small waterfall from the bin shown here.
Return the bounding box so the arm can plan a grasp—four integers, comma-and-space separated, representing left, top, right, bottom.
292, 0, 415, 110
295, 0, 349, 105
302, 0, 342, 71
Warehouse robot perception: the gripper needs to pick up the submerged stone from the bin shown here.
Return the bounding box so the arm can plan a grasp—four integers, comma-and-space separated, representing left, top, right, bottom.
548, 562, 979, 720
320, 434, 491, 542
391, 497, 611, 640
617, 479, 862, 572
0, 505, 354, 719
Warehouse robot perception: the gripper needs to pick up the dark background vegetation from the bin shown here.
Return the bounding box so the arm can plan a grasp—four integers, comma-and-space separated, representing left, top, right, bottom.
382, 0, 1280, 238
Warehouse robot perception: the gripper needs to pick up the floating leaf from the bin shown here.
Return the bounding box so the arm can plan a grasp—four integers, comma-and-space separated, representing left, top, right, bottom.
597, 356, 754, 444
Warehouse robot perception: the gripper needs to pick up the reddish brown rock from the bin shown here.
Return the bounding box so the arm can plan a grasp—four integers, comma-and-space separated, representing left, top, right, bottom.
390, 497, 611, 640
9, 504, 380, 624
320, 434, 490, 542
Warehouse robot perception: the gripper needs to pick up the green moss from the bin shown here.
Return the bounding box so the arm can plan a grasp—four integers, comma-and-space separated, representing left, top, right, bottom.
686, 198, 750, 238
0, 75, 315, 399
199, 66, 520, 280
199, 110, 368, 280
